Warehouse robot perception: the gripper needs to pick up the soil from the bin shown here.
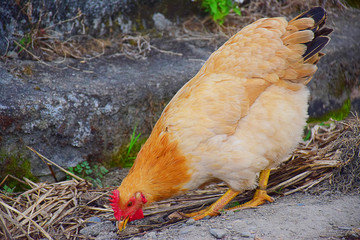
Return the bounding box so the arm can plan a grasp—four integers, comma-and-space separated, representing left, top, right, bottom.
81, 167, 360, 240
140, 192, 360, 240
81, 189, 360, 240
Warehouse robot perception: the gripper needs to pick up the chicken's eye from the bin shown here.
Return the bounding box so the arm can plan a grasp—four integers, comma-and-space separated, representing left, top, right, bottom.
127, 201, 133, 207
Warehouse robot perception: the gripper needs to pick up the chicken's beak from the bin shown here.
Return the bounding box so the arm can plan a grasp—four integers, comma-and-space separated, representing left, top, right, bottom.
118, 216, 130, 231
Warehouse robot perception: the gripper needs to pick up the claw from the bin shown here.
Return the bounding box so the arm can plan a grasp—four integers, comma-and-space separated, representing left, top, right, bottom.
228, 189, 274, 211
191, 208, 221, 221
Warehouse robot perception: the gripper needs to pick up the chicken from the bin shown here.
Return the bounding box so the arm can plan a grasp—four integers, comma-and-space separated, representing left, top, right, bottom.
110, 7, 332, 230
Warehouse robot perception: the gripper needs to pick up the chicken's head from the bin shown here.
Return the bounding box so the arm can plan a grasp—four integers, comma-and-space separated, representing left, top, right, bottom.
109, 189, 147, 231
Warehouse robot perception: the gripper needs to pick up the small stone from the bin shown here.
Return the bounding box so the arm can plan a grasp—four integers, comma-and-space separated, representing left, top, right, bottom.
95, 232, 118, 240
338, 226, 352, 230
226, 210, 235, 216
239, 231, 254, 238
86, 217, 102, 226
186, 218, 196, 225
209, 228, 227, 239
152, 13, 173, 31
179, 226, 195, 235
145, 232, 157, 239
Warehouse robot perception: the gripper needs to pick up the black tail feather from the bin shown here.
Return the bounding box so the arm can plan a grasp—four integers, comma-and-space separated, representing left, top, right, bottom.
294, 7, 333, 60
304, 36, 331, 60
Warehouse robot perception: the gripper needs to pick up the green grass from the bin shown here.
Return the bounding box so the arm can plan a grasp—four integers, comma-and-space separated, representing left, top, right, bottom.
110, 126, 147, 168
307, 98, 351, 123
201, 0, 242, 24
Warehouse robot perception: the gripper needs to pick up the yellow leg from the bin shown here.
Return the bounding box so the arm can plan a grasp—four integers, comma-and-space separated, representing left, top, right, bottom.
185, 189, 240, 220
227, 168, 274, 211
185, 169, 274, 220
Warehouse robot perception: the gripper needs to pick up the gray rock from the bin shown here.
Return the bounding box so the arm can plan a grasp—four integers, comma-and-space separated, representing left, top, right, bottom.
86, 216, 102, 226
0, 0, 201, 55
153, 13, 173, 31
209, 228, 227, 239
0, 39, 208, 180
179, 225, 196, 235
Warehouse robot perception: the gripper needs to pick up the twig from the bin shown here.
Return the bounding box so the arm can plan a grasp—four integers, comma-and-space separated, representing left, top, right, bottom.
26, 146, 87, 183
43, 11, 83, 32
150, 45, 183, 56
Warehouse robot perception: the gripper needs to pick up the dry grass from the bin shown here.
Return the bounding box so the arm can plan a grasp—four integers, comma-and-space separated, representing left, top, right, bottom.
7, 0, 346, 66
179, 0, 346, 45
0, 117, 359, 239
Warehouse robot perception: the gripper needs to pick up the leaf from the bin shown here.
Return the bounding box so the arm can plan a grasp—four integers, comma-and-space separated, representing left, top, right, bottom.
233, 6, 242, 16
75, 164, 83, 173
100, 166, 108, 174
3, 185, 15, 193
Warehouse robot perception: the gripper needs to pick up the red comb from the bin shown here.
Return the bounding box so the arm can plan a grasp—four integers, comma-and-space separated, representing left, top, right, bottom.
109, 189, 121, 220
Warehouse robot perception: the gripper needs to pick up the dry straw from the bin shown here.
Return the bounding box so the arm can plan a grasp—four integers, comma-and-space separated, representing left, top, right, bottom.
0, 116, 359, 239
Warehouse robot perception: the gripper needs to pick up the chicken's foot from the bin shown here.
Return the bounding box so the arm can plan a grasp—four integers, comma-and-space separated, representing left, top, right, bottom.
185, 169, 273, 220
184, 189, 240, 220
228, 168, 274, 210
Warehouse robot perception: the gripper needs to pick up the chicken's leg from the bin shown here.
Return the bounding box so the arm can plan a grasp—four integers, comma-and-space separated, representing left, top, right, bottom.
228, 168, 274, 211
185, 169, 273, 220
185, 189, 240, 220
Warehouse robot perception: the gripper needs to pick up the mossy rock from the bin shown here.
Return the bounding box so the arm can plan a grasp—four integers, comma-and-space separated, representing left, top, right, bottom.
0, 150, 38, 192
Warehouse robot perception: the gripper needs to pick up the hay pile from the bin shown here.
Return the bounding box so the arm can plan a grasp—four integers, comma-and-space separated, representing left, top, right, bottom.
0, 117, 359, 239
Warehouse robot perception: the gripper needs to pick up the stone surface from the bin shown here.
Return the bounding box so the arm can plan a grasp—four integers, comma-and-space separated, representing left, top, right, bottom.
209, 228, 227, 239
307, 8, 360, 118
0, 0, 200, 55
0, 38, 210, 180
0, 9, 359, 180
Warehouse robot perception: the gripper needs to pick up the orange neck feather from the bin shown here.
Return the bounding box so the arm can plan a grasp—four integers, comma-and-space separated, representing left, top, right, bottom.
118, 120, 191, 205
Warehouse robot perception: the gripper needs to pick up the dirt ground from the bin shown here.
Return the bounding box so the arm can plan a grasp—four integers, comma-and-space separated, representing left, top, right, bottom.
138, 192, 360, 240
80, 189, 360, 240
86, 166, 360, 240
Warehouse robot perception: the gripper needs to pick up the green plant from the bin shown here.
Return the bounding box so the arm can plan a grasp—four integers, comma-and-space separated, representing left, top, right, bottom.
273, 186, 284, 194
307, 98, 351, 123
67, 161, 108, 187
2, 184, 16, 193
303, 127, 312, 141
125, 126, 141, 163
111, 126, 146, 168
17, 33, 33, 54
201, 0, 242, 24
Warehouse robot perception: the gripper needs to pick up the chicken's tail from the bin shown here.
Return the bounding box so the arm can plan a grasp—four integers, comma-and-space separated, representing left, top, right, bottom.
281, 7, 332, 84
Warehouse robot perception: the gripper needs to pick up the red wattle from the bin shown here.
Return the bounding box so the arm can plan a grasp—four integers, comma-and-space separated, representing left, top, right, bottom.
130, 208, 144, 221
